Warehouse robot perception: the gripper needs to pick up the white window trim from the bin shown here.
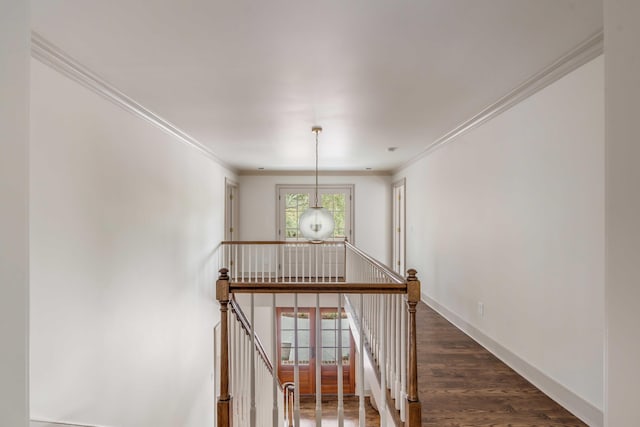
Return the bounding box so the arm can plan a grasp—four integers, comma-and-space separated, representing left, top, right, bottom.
275, 184, 355, 243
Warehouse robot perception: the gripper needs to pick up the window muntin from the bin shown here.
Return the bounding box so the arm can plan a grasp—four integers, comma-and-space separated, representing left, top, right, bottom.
285, 193, 309, 239
277, 185, 353, 242
280, 311, 311, 365
320, 310, 350, 365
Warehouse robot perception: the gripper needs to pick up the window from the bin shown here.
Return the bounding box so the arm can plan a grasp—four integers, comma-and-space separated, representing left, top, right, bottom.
277, 185, 353, 242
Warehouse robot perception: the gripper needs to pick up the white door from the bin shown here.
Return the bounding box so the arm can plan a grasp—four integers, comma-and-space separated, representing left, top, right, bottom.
392, 179, 406, 276
225, 178, 239, 241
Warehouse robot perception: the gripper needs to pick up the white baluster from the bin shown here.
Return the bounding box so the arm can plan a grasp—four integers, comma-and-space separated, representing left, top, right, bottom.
374, 296, 379, 360
383, 295, 393, 389
241, 245, 245, 282
233, 244, 237, 282
250, 294, 256, 427
400, 294, 407, 422
239, 319, 244, 423
322, 243, 325, 282
268, 244, 272, 282
315, 293, 322, 426
227, 315, 232, 392
294, 294, 300, 427
337, 293, 344, 427
395, 295, 402, 408
358, 294, 366, 427
272, 294, 279, 427
390, 294, 397, 406
379, 295, 387, 427
232, 316, 237, 421
335, 241, 339, 281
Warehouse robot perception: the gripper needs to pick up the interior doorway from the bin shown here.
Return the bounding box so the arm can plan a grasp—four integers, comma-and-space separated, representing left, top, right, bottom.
277, 307, 355, 395
225, 178, 239, 241
392, 178, 406, 276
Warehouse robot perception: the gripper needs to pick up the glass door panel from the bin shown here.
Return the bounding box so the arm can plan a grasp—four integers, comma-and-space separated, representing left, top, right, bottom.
277, 307, 355, 395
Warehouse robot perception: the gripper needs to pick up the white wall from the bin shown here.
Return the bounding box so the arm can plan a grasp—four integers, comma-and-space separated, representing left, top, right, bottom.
0, 1, 30, 426
394, 56, 604, 423
604, 1, 640, 426
29, 59, 233, 427
238, 174, 392, 264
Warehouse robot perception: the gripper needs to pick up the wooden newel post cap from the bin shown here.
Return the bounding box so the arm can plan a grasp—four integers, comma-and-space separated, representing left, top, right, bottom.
406, 268, 420, 302
216, 268, 230, 302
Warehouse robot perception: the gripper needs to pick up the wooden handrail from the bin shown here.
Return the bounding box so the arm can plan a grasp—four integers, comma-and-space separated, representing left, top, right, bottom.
230, 282, 407, 294
215, 240, 423, 427
345, 240, 406, 284
221, 240, 345, 245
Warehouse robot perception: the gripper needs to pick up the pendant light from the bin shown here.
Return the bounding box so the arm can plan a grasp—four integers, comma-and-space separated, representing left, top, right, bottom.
298, 126, 335, 242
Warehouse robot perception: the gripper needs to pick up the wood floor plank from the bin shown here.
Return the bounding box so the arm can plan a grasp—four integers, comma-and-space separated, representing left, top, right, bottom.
416, 302, 588, 427
296, 301, 588, 426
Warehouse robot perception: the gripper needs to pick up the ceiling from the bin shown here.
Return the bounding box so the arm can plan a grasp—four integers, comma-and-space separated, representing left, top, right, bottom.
31, 1, 603, 172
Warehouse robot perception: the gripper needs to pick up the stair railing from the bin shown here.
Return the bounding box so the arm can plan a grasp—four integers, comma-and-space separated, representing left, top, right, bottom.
216, 292, 288, 427
216, 240, 421, 427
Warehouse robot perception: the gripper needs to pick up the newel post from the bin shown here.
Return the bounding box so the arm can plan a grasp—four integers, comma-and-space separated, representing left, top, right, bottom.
406, 269, 422, 427
217, 268, 233, 427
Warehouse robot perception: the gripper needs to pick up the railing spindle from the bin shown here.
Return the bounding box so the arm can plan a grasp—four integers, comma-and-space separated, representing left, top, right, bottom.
293, 294, 300, 426
337, 293, 344, 427
401, 292, 407, 422
272, 294, 278, 427
395, 295, 402, 408
315, 293, 322, 426
358, 294, 366, 427
250, 294, 256, 427
380, 295, 387, 427
217, 242, 421, 427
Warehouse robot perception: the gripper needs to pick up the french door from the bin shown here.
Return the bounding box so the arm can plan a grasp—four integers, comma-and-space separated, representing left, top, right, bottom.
277, 307, 355, 395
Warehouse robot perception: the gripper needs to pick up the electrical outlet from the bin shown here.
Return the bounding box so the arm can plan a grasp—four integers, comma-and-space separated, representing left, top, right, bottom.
478, 302, 484, 317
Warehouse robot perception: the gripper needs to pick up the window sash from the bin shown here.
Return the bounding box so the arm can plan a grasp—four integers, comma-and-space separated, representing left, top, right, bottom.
277, 184, 353, 242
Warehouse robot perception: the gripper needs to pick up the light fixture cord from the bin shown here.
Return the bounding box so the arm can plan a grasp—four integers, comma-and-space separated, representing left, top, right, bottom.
314, 129, 319, 207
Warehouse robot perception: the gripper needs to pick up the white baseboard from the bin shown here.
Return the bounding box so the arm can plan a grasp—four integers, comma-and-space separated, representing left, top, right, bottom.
422, 294, 603, 427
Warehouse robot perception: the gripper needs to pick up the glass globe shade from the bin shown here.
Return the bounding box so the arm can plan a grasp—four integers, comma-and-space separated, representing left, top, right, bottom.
299, 207, 335, 242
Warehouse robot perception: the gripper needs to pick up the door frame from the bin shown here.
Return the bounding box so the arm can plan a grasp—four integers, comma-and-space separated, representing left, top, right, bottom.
392, 178, 406, 276
224, 178, 239, 241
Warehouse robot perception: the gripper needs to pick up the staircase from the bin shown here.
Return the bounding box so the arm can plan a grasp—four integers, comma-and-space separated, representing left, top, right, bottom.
214, 240, 421, 427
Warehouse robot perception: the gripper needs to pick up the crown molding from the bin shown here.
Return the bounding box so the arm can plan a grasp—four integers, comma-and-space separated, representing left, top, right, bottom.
30, 30, 603, 177
238, 169, 392, 177
393, 29, 604, 175
30, 32, 237, 174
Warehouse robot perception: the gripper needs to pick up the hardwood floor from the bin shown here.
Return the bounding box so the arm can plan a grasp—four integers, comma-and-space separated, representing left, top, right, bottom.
416, 302, 588, 427
298, 395, 380, 426
296, 301, 587, 426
